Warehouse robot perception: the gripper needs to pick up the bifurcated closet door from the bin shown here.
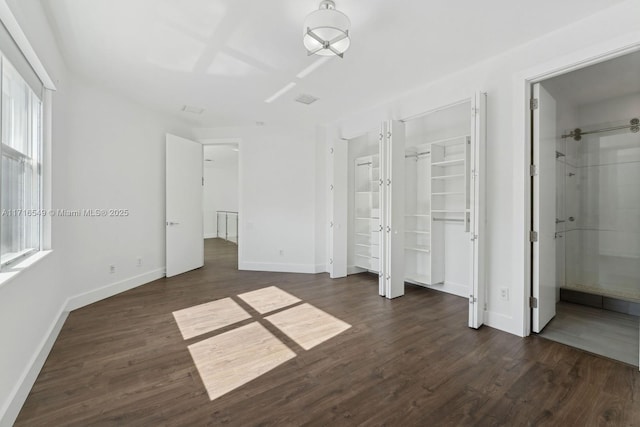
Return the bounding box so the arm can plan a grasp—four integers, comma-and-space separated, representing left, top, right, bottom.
380, 121, 406, 299
468, 92, 486, 329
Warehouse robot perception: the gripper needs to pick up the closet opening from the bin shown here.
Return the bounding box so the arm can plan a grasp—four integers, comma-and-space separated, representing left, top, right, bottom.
530, 51, 640, 366
343, 93, 486, 328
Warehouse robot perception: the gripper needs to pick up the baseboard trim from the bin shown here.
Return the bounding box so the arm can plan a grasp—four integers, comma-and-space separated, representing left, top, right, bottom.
407, 280, 469, 299
313, 264, 327, 274
347, 265, 368, 275
485, 311, 522, 337
66, 268, 166, 311
239, 261, 320, 274
203, 233, 217, 239
0, 307, 68, 427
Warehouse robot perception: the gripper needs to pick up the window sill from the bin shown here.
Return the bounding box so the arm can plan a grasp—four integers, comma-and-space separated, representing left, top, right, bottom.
0, 250, 53, 290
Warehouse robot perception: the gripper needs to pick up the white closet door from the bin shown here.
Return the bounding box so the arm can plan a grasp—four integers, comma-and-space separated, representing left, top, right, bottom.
468, 92, 487, 329
380, 121, 405, 299
532, 83, 557, 333
328, 140, 348, 278
378, 125, 387, 296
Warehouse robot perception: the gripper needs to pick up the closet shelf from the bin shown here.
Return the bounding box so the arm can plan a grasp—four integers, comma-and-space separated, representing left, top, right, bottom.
405, 230, 430, 234
431, 210, 466, 214
432, 192, 464, 196
428, 135, 470, 146
432, 158, 464, 167
405, 214, 430, 217
405, 246, 431, 253
432, 174, 464, 180
355, 243, 377, 248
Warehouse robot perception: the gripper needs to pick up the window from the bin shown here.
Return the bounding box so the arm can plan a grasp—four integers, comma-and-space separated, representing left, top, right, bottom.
0, 59, 42, 265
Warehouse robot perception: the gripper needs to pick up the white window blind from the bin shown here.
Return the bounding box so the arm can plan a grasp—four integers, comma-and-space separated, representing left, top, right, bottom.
0, 17, 44, 265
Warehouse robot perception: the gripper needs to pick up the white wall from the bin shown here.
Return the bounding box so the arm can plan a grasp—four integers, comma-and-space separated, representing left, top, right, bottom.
329, 0, 640, 336
203, 146, 239, 238
58, 74, 194, 306
194, 125, 323, 273
0, 1, 194, 424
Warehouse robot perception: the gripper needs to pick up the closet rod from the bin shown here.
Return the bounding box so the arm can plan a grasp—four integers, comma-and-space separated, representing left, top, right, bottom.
357, 161, 373, 166
405, 151, 430, 159
432, 218, 465, 223
561, 118, 639, 141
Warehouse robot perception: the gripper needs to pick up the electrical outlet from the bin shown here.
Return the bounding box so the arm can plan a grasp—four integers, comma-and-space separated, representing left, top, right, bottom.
109, 265, 116, 274
136, 257, 143, 267
500, 288, 509, 301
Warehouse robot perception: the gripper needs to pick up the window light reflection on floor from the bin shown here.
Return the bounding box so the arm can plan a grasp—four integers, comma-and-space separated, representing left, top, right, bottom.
172, 297, 251, 340
188, 322, 296, 401
174, 286, 351, 401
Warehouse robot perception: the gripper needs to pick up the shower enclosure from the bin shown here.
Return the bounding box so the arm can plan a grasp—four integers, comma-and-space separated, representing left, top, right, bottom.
556, 117, 640, 304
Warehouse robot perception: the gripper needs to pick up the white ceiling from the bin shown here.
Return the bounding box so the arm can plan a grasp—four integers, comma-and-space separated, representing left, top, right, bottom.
42, 0, 626, 129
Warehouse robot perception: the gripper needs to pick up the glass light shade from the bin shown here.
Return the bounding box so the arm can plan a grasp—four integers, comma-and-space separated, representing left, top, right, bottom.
303, 8, 351, 56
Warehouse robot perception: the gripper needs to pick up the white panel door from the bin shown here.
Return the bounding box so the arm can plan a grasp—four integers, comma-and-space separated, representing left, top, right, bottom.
166, 134, 204, 277
378, 124, 387, 296
532, 83, 557, 332
329, 139, 348, 278
468, 92, 487, 329
381, 121, 405, 299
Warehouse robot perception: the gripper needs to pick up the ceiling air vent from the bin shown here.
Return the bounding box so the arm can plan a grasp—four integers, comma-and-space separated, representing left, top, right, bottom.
294, 94, 319, 105
181, 105, 205, 114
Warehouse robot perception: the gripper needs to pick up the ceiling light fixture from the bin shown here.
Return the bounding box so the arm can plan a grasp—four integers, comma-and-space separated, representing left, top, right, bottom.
303, 0, 350, 58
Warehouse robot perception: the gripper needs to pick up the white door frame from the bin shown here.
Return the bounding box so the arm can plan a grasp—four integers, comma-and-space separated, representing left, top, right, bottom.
200, 137, 242, 267
514, 34, 640, 337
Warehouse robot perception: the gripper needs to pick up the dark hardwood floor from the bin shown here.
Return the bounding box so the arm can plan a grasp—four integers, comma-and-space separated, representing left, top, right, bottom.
16, 239, 640, 426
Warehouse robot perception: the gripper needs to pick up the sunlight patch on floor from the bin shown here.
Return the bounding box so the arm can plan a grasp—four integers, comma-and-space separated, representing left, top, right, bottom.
188, 322, 296, 401
172, 298, 251, 340
237, 286, 301, 314
175, 287, 351, 401
266, 303, 352, 350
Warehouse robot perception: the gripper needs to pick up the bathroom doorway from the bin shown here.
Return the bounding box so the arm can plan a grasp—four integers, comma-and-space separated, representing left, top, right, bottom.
531, 51, 640, 366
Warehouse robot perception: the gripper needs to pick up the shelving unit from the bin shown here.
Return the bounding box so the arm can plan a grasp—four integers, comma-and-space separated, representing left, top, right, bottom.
353, 154, 380, 272
404, 144, 433, 284
404, 130, 471, 287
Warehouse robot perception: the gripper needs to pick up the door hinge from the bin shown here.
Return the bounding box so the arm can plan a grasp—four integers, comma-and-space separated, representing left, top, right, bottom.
530, 98, 538, 110
529, 296, 538, 308
469, 295, 477, 304
202, 177, 204, 186
530, 164, 537, 176
530, 230, 538, 242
